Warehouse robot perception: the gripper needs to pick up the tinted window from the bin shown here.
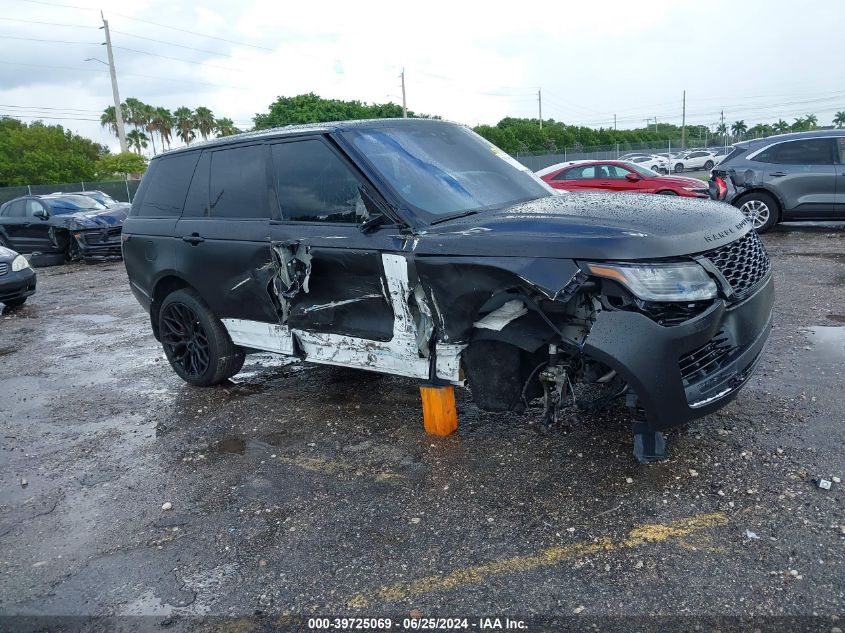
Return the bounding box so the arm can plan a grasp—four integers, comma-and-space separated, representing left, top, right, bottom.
209, 145, 269, 219
4, 200, 26, 217
137, 152, 200, 217
836, 137, 845, 164
756, 139, 833, 165
558, 165, 596, 180
182, 152, 210, 217
606, 165, 633, 178
271, 140, 366, 223
25, 200, 45, 216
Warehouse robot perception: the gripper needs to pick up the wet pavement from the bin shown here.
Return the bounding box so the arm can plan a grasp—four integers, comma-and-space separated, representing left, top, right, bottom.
1, 223, 844, 631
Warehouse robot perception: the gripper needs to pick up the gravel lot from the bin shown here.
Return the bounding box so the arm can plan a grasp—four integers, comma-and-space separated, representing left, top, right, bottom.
1, 222, 844, 632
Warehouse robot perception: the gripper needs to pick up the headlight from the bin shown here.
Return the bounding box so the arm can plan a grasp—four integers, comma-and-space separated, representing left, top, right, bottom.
11, 255, 30, 272
586, 262, 717, 301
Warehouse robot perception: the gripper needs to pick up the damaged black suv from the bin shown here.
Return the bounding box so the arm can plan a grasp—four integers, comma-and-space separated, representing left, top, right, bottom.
123, 119, 773, 460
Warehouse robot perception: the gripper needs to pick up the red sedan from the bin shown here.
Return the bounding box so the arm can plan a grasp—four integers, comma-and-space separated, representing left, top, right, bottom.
537, 160, 709, 197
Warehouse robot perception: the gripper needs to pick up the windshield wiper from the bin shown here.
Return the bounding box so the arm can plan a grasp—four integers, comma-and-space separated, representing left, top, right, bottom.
428, 209, 482, 225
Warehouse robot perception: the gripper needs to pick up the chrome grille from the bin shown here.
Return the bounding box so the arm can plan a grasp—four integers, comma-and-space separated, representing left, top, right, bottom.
704, 230, 771, 298
0, 263, 8, 276
679, 330, 737, 386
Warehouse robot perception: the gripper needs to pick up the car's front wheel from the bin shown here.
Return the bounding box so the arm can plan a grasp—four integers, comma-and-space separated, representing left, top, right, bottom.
735, 191, 779, 233
704, 160, 714, 170
158, 288, 245, 386
674, 163, 684, 173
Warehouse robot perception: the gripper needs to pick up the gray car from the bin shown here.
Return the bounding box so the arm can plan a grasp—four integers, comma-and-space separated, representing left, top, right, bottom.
709, 130, 845, 232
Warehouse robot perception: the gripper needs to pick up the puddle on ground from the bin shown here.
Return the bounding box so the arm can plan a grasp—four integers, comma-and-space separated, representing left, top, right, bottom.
827, 314, 845, 324
0, 347, 15, 356
803, 326, 845, 363
217, 437, 246, 455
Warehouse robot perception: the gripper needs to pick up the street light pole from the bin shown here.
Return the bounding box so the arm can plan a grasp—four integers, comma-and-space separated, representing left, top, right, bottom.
100, 12, 128, 153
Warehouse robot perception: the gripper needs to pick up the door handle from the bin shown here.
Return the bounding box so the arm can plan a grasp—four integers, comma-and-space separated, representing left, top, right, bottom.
182, 233, 205, 245
769, 172, 787, 177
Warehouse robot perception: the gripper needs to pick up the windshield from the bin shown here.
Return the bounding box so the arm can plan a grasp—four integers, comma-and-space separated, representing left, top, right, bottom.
48, 196, 107, 214
622, 161, 660, 177
342, 122, 553, 219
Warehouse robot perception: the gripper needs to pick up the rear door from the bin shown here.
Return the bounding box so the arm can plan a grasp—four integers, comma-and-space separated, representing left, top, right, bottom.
834, 136, 845, 218
174, 143, 277, 324
754, 138, 836, 218
551, 164, 601, 191
0, 200, 29, 251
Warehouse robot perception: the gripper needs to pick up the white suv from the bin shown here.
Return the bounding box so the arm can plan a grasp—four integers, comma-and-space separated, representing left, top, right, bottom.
672, 150, 716, 173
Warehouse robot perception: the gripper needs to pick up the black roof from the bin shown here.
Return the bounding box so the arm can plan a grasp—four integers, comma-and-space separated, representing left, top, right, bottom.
155, 117, 453, 158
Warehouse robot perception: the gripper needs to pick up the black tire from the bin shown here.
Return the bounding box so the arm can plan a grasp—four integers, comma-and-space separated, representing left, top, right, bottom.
704, 160, 714, 170
158, 288, 245, 386
29, 252, 66, 267
674, 163, 684, 173
3, 297, 27, 308
657, 190, 678, 195
734, 191, 779, 233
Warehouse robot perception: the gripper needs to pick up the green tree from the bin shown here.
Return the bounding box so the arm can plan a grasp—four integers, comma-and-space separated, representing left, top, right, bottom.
731, 120, 747, 139
138, 103, 158, 155
0, 117, 106, 186
174, 107, 195, 145
95, 151, 148, 178
193, 107, 216, 140
716, 122, 728, 139
805, 113, 818, 129
773, 119, 789, 134
153, 107, 174, 150
253, 92, 432, 128
834, 111, 845, 128
215, 117, 240, 137
792, 117, 807, 132
126, 129, 149, 154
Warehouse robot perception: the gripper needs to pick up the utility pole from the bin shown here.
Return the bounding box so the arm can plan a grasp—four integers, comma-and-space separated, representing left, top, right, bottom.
720, 109, 726, 151
538, 89, 542, 129
400, 68, 407, 118
681, 90, 686, 150
101, 12, 128, 153
614, 113, 617, 130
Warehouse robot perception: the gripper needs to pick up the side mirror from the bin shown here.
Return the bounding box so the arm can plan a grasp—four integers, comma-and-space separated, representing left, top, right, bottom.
625, 173, 640, 182
360, 213, 386, 234
34, 209, 49, 220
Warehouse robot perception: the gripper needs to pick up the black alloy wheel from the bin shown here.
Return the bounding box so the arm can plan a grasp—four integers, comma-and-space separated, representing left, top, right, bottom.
160, 301, 210, 379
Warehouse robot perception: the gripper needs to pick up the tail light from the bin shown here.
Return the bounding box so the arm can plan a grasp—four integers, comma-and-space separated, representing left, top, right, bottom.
711, 176, 727, 200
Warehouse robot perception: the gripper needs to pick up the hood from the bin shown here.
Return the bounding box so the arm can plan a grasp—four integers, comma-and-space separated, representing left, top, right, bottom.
58, 205, 128, 230
409, 192, 751, 260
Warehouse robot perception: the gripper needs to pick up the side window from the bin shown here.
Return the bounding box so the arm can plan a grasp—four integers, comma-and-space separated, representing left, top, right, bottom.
25, 200, 45, 216
757, 139, 834, 165
836, 138, 845, 164
271, 139, 366, 223
182, 152, 210, 217
606, 165, 632, 178
137, 153, 199, 217
6, 200, 26, 217
209, 145, 269, 219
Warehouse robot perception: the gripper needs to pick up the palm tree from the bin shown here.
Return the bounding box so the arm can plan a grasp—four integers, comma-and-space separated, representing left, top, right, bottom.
123, 97, 146, 132
215, 117, 240, 137
731, 120, 747, 140
773, 119, 789, 134
193, 106, 216, 141
716, 122, 728, 142
792, 117, 807, 132
154, 107, 174, 150
805, 113, 818, 129
834, 111, 845, 128
139, 103, 158, 155
126, 129, 149, 155
100, 105, 118, 138
174, 107, 195, 145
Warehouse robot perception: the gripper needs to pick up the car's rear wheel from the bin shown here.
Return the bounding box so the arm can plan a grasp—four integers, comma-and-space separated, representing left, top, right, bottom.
674, 163, 684, 173
29, 252, 66, 267
704, 160, 714, 170
736, 192, 779, 233
3, 297, 27, 308
158, 288, 245, 386
657, 190, 677, 195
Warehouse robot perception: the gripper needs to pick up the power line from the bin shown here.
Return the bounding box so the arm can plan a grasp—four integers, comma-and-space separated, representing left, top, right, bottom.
1, 112, 101, 121
0, 16, 96, 28
109, 29, 242, 59
0, 104, 101, 112
111, 46, 239, 72
0, 33, 98, 45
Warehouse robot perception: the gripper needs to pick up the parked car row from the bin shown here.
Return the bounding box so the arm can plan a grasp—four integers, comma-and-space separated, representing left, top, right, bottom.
537, 160, 709, 197
0, 191, 128, 266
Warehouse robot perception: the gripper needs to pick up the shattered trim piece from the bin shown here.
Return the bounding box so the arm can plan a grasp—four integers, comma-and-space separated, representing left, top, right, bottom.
434, 343, 466, 383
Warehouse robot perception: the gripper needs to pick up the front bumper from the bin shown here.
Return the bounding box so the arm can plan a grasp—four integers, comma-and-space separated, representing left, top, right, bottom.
583, 274, 774, 430
75, 227, 123, 259
0, 267, 37, 304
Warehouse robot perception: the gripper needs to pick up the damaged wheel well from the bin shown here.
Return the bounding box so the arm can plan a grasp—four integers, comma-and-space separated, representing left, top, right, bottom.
150, 275, 191, 340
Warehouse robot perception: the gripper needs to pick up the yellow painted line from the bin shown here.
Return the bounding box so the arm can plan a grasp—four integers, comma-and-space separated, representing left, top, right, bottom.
347, 512, 728, 608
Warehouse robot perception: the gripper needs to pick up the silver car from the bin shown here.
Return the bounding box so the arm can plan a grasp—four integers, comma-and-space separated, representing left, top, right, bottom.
710, 130, 844, 232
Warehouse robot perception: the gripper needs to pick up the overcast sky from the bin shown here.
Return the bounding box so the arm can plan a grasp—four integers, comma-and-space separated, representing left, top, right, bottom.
2, 0, 844, 154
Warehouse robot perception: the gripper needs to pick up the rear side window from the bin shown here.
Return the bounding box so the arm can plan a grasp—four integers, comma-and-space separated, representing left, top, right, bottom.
135, 153, 200, 217
271, 139, 366, 223
836, 137, 845, 164
209, 145, 269, 219
4, 200, 26, 217
755, 139, 834, 165
721, 147, 744, 163
556, 165, 596, 180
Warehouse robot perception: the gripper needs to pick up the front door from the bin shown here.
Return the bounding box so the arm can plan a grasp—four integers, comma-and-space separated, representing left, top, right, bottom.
755, 138, 836, 218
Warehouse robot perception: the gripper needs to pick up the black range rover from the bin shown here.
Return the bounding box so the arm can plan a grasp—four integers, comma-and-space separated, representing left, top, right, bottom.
123, 119, 774, 461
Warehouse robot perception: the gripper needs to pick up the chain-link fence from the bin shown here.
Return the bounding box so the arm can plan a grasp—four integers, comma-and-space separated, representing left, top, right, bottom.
0, 179, 141, 206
